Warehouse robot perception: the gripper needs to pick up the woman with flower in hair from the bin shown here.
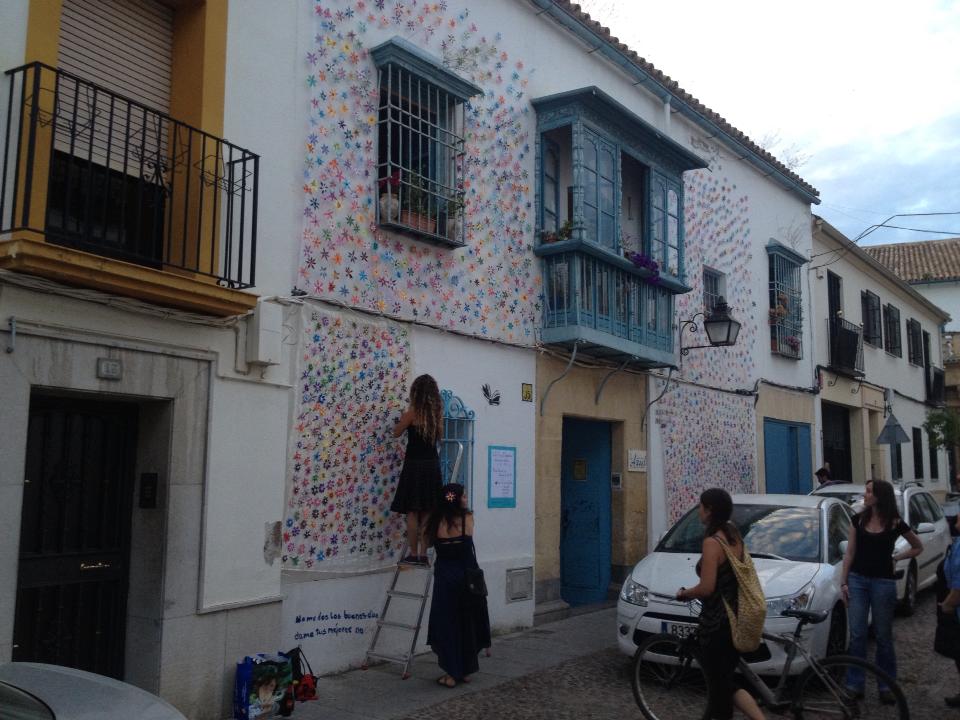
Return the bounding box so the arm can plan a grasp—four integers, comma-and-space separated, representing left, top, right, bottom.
425, 483, 491, 688
391, 374, 444, 564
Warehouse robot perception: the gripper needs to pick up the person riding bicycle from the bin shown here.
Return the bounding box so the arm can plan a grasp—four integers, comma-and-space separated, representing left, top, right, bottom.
675, 488, 764, 720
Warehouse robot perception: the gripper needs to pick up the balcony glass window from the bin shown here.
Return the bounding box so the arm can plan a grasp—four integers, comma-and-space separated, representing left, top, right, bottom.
767, 244, 804, 359
861, 290, 882, 347
883, 304, 902, 356
371, 38, 480, 247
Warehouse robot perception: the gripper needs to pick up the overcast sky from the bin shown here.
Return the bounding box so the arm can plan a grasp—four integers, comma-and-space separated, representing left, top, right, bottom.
576, 0, 960, 246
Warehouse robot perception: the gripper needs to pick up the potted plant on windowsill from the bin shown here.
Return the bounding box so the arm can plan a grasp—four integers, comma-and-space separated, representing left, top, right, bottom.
623, 250, 660, 283
444, 196, 464, 241
378, 170, 401, 222
541, 219, 573, 244
400, 173, 436, 234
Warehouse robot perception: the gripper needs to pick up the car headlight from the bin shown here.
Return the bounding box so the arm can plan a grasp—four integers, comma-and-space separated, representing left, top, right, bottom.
620, 577, 649, 606
766, 582, 815, 617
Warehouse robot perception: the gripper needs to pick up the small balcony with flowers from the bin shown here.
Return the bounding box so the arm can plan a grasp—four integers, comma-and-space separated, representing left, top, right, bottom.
0, 63, 259, 317
531, 88, 706, 366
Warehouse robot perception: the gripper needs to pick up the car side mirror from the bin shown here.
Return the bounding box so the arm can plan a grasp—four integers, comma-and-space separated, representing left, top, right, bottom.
839, 540, 848, 555
916, 522, 935, 534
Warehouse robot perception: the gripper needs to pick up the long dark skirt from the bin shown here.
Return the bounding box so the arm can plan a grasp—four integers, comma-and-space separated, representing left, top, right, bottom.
427, 559, 491, 679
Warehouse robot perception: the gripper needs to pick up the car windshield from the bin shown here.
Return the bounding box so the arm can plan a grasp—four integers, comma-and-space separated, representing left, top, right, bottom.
657, 504, 822, 563
0, 681, 55, 720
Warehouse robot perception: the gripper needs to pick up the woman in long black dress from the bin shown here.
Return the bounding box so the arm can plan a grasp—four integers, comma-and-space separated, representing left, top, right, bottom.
425, 483, 491, 688
390, 374, 444, 564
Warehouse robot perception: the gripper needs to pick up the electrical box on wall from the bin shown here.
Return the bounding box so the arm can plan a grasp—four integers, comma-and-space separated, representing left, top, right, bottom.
246, 301, 283, 366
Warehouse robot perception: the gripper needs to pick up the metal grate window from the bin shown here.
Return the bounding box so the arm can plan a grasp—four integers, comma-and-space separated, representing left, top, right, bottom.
906, 319, 923, 365
374, 64, 468, 246
768, 251, 803, 359
883, 304, 902, 356
440, 389, 475, 504
703, 268, 724, 313
912, 427, 924, 478
861, 291, 882, 346
929, 429, 939, 479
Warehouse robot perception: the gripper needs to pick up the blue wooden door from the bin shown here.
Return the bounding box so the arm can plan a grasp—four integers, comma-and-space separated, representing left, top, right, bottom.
560, 418, 611, 605
763, 419, 812, 494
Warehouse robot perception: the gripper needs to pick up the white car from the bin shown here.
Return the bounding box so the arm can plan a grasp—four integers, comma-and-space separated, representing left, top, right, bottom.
811, 481, 953, 614
0, 663, 187, 720
617, 494, 851, 675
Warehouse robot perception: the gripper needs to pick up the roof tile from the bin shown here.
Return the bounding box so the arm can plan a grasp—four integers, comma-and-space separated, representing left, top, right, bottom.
863, 238, 960, 283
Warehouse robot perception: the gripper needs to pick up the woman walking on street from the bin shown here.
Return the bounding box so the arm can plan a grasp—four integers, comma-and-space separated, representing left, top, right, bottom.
840, 478, 923, 703
936, 511, 960, 707
676, 488, 764, 720
390, 374, 444, 564
425, 483, 491, 688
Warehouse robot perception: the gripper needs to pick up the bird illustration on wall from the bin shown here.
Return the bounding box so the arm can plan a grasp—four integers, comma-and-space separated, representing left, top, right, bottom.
481, 383, 501, 405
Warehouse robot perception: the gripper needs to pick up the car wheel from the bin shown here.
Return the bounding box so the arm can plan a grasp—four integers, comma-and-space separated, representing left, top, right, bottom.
897, 565, 917, 616
826, 605, 847, 655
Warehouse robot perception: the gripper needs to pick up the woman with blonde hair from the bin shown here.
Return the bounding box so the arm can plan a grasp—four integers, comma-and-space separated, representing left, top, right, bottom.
391, 374, 444, 564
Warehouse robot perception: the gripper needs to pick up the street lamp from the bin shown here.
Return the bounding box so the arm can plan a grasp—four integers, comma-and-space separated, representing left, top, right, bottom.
679, 296, 741, 364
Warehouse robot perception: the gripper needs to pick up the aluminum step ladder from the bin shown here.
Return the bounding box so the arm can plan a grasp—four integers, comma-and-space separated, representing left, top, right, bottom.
362, 442, 463, 679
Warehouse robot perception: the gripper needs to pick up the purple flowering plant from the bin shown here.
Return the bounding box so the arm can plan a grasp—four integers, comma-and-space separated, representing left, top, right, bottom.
624, 250, 660, 282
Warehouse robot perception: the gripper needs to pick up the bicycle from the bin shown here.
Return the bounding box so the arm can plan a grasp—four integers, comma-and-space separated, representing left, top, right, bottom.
631, 605, 909, 719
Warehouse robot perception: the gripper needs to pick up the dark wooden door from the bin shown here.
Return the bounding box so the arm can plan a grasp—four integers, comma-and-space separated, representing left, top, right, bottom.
14, 396, 137, 679
827, 271, 843, 319
821, 402, 852, 483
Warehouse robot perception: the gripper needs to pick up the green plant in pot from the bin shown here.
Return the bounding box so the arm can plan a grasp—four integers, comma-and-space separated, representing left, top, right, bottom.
401, 172, 436, 233
444, 196, 464, 241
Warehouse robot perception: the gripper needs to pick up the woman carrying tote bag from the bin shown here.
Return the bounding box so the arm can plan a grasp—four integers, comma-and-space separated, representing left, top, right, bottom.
936, 512, 960, 708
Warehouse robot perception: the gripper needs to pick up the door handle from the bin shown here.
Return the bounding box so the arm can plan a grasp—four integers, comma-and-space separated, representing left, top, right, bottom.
80, 561, 112, 571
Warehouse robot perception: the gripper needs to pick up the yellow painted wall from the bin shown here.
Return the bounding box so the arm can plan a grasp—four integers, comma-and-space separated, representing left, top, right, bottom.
535, 355, 647, 598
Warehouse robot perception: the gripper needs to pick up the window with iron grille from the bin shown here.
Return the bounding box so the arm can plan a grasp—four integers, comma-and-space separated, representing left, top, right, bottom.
929, 429, 939, 479
371, 38, 480, 247
440, 389, 475, 505
883, 304, 901, 356
890, 442, 902, 480
907, 319, 923, 365
912, 427, 924, 478
767, 244, 804, 359
703, 267, 725, 313
861, 291, 882, 347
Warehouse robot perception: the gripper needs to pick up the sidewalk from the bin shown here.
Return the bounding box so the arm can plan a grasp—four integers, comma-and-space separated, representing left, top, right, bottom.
287, 607, 617, 720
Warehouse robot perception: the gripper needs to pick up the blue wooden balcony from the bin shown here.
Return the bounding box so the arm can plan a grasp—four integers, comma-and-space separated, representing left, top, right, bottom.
538, 243, 679, 367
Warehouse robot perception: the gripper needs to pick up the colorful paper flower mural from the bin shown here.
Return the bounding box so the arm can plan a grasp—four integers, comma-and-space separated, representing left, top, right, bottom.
297, 0, 539, 346
284, 310, 410, 568
657, 162, 757, 522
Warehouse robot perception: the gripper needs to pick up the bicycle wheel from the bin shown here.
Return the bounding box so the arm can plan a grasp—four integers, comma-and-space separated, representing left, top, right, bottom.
792, 654, 909, 720
632, 633, 709, 720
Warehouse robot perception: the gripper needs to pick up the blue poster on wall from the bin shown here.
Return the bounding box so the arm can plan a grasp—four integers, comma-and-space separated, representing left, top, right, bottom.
487, 446, 516, 508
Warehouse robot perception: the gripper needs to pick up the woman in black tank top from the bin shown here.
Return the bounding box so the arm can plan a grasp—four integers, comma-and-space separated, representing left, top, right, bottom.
676, 488, 764, 720
840, 479, 922, 702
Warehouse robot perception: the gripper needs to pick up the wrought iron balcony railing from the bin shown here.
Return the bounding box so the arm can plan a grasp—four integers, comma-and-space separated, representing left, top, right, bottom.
828, 316, 864, 376
1, 63, 258, 288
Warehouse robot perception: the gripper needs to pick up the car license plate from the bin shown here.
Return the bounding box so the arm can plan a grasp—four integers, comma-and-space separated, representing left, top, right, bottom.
662, 621, 696, 638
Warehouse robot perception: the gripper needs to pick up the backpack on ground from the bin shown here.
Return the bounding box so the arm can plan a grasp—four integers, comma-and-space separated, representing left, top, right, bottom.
715, 536, 766, 653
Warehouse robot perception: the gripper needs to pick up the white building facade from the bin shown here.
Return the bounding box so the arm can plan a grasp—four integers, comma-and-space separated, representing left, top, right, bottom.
2, 1, 827, 717
812, 218, 950, 493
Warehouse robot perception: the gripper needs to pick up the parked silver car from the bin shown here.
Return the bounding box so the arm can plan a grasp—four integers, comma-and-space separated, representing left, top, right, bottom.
0, 662, 186, 720
811, 481, 952, 614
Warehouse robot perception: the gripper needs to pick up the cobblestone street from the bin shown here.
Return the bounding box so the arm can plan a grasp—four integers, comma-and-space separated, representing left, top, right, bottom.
396, 591, 959, 720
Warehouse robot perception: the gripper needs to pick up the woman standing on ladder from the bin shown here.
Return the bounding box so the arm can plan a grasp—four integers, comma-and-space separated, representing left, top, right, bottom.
391, 374, 444, 564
